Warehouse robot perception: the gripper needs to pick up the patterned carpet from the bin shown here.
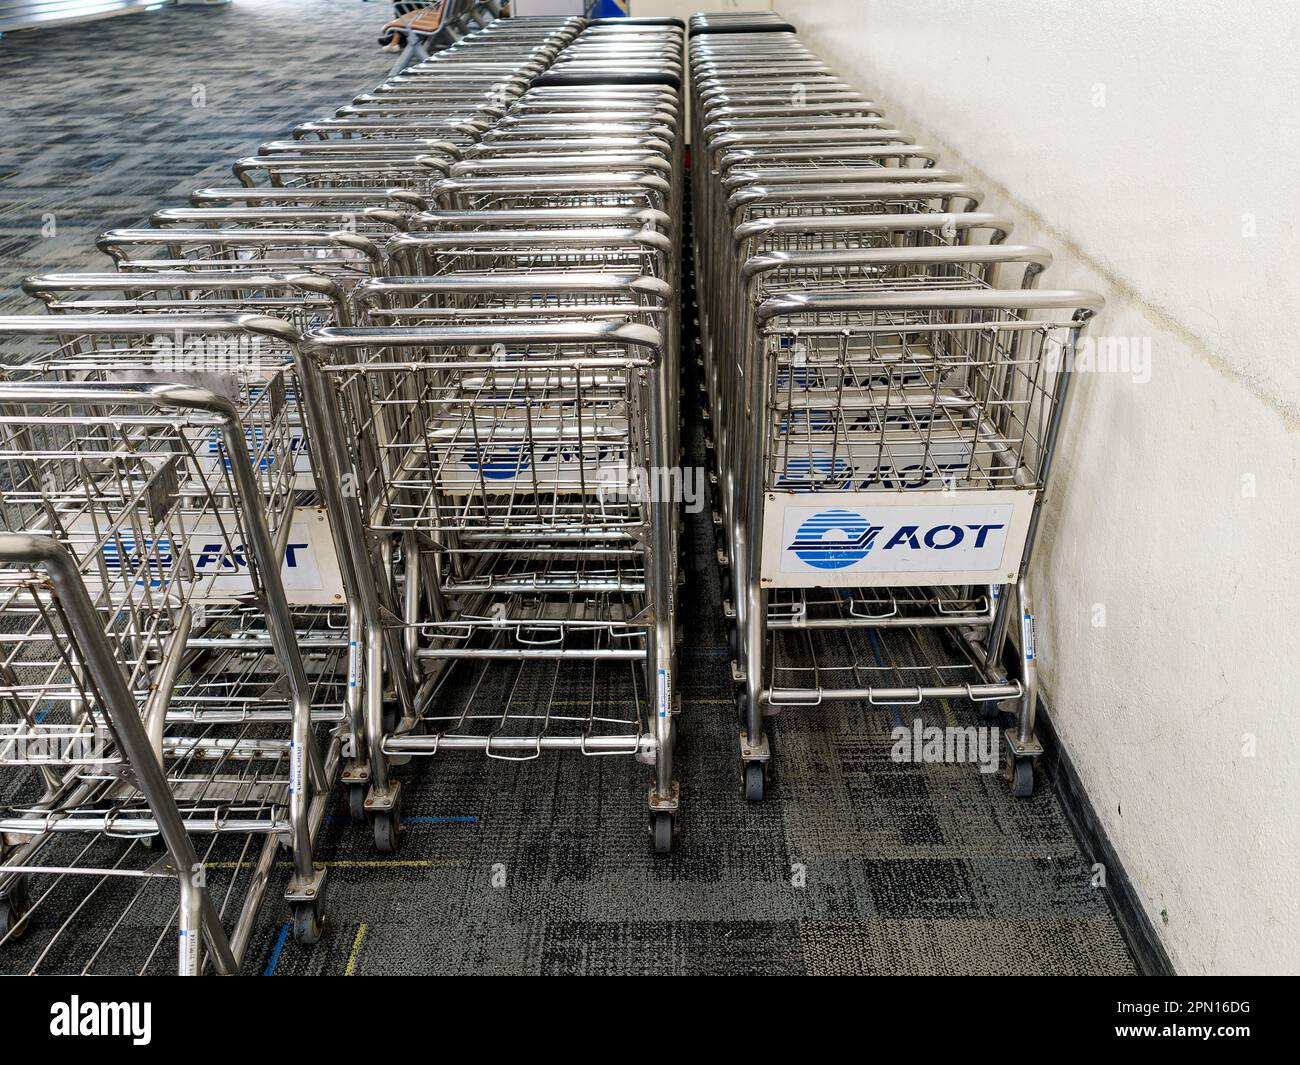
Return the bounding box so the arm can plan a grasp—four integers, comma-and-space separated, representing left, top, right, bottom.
0, 0, 1137, 975
0, 0, 394, 311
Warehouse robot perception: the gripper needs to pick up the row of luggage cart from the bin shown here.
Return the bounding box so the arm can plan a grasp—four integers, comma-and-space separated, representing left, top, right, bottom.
687, 14, 1104, 800
0, 13, 683, 975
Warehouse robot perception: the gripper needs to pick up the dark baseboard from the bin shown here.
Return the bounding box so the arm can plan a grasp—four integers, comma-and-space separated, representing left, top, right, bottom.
1035, 698, 1177, 975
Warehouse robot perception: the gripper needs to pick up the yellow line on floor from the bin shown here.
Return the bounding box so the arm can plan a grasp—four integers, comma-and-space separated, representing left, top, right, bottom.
345, 923, 368, 976
327, 859, 466, 869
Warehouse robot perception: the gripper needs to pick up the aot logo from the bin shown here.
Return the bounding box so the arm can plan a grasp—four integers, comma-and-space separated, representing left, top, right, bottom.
789, 509, 880, 569
195, 543, 309, 571
787, 510, 1008, 571
206, 426, 273, 472
462, 446, 530, 480
775, 454, 853, 490
102, 537, 309, 577
460, 444, 616, 481
102, 536, 174, 588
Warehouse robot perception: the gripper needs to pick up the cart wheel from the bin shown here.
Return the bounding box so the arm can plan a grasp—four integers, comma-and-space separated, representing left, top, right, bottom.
373, 807, 402, 854
727, 623, 739, 661
1010, 756, 1035, 798
0, 877, 30, 942
734, 689, 749, 723
744, 761, 766, 802
291, 898, 323, 946
381, 698, 400, 734
347, 784, 368, 826
651, 812, 674, 854
978, 701, 1002, 723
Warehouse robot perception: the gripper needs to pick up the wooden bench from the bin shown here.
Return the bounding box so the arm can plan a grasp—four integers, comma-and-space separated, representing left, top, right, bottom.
381, 0, 448, 43
378, 1, 459, 73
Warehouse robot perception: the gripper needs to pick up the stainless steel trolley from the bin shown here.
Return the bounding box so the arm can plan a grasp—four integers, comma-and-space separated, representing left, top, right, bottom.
0, 315, 339, 968
689, 15, 1105, 800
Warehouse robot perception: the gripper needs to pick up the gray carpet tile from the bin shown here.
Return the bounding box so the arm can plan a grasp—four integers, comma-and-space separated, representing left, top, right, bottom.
0, 1, 1137, 976
0, 0, 394, 311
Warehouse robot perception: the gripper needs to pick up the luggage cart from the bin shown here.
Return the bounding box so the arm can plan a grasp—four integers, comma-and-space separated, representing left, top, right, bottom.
20, 274, 366, 786
96, 227, 395, 285
0, 6, 593, 971
189, 187, 430, 213
288, 309, 681, 851
701, 214, 1019, 587
689, 22, 1105, 799
0, 314, 340, 951
725, 291, 1103, 799
0, 533, 245, 974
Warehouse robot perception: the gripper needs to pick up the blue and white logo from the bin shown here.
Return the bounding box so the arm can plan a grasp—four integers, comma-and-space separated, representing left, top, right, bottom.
207, 426, 273, 472
462, 446, 530, 480
788, 509, 881, 570
102, 535, 174, 588
775, 453, 853, 491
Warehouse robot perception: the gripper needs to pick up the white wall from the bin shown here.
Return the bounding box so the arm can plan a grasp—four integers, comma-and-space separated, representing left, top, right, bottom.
631, 0, 772, 22
786, 0, 1300, 974
513, 0, 584, 14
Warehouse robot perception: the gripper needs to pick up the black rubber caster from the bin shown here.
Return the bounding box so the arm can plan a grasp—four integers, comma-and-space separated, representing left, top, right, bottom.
372, 799, 402, 854
1009, 756, 1035, 798
291, 898, 323, 945
744, 761, 766, 802
978, 701, 1002, 723
381, 698, 400, 734
651, 812, 674, 854
347, 783, 368, 826
0, 877, 30, 942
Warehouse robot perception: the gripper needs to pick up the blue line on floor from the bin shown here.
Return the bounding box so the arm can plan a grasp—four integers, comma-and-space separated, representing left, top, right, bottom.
263, 922, 291, 976
323, 815, 480, 826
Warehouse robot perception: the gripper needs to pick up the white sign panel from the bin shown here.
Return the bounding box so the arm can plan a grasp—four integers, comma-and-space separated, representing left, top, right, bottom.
430, 407, 630, 494
436, 441, 630, 494
760, 489, 1036, 588
83, 507, 343, 607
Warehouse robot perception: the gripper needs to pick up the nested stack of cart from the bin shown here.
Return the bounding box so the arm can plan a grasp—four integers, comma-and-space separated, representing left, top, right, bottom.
0, 15, 588, 974
302, 16, 687, 853
689, 14, 1104, 799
